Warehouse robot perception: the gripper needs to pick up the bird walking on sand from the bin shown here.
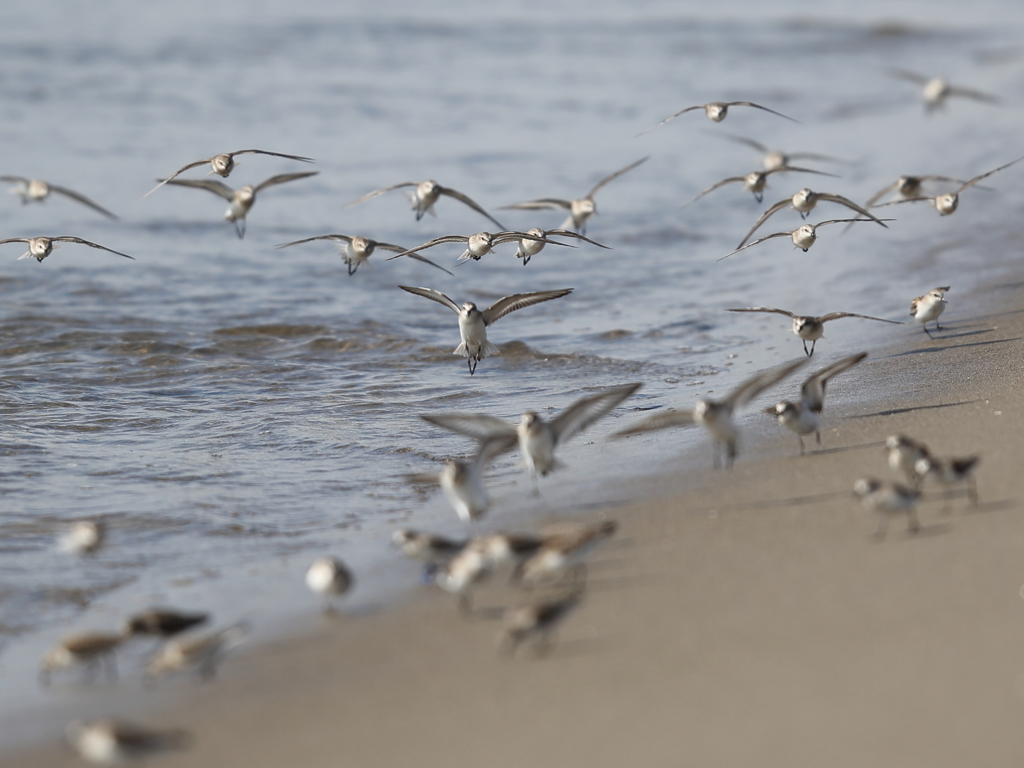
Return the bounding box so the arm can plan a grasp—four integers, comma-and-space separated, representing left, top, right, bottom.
915, 454, 981, 505
276, 233, 451, 276
347, 179, 505, 229
875, 157, 1023, 216
0, 236, 134, 262
144, 149, 314, 197
639, 101, 797, 134
145, 624, 248, 683
854, 478, 920, 538
910, 286, 949, 338
728, 307, 900, 356
39, 631, 124, 686
0, 176, 118, 218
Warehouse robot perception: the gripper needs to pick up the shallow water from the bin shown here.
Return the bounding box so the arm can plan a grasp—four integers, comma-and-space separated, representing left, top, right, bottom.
3, 0, 1024, 748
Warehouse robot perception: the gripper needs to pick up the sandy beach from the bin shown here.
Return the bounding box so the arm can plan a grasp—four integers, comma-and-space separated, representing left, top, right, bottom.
7, 278, 1023, 766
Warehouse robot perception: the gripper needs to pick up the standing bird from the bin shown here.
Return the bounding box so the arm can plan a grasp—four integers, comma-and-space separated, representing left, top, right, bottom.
399, 285, 573, 375
143, 149, 314, 197
737, 188, 888, 249
39, 631, 124, 686
66, 719, 189, 765
854, 478, 921, 538
346, 179, 505, 229
719, 218, 887, 261
638, 101, 797, 134
886, 434, 933, 483
910, 286, 949, 338
0, 236, 134, 262
766, 352, 868, 454
501, 157, 648, 234
158, 171, 318, 238
275, 233, 451, 276
305, 557, 354, 612
0, 176, 117, 218
683, 166, 838, 207
613, 359, 806, 468
727, 307, 900, 356
144, 624, 248, 683
875, 157, 1023, 216
915, 454, 981, 505
389, 230, 567, 263
887, 69, 1000, 112
512, 227, 609, 265
515, 520, 618, 587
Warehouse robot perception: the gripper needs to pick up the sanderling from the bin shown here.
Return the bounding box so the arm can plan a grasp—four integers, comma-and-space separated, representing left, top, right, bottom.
683, 166, 838, 207
863, 175, 970, 208
910, 286, 949, 338
125, 609, 210, 639
727, 307, 900, 356
887, 69, 1000, 112
306, 557, 354, 612
0, 236, 134, 262
0, 176, 117, 218
157, 171, 318, 239
915, 454, 981, 505
854, 478, 920, 537
712, 133, 846, 171
613, 359, 805, 468
389, 230, 570, 263
66, 719, 189, 765
143, 149, 314, 197
501, 157, 648, 234
399, 285, 573, 375
422, 383, 643, 485
639, 101, 796, 134
144, 623, 248, 683
719, 218, 887, 261
886, 435, 932, 483
513, 227, 609, 265
876, 157, 1024, 216
435, 434, 518, 523
515, 520, 618, 587
58, 520, 105, 554
766, 352, 867, 455
39, 631, 124, 686
346, 179, 505, 229
434, 533, 545, 613
737, 188, 888, 248
275, 233, 452, 276
498, 587, 585, 657
392, 529, 468, 565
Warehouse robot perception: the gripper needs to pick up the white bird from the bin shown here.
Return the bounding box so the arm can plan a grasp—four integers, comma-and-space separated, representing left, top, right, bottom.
512, 227, 610, 265
39, 631, 124, 686
727, 307, 900, 356
767, 352, 867, 454
887, 69, 1000, 112
639, 101, 797, 134
399, 285, 573, 375
711, 133, 847, 171
346, 179, 505, 229
854, 478, 920, 538
433, 435, 518, 523
501, 157, 648, 234
0, 236, 134, 262
613, 359, 806, 468
159, 171, 318, 238
0, 176, 117, 218
66, 719, 189, 765
434, 534, 543, 613
143, 149, 314, 197
862, 174, 972, 208
719, 218, 886, 261
145, 624, 247, 683
875, 157, 1023, 216
305, 557, 354, 612
683, 166, 838, 207
915, 454, 981, 505
515, 520, 618, 587
388, 230, 570, 263
58, 520, 105, 554
910, 286, 949, 338
737, 188, 888, 248
275, 233, 451, 276
886, 434, 932, 483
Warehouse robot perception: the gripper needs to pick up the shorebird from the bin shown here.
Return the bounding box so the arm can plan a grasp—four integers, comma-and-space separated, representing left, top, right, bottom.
58, 521, 105, 554
0, 236, 134, 262
422, 383, 643, 485
886, 434, 932, 483
512, 227, 609, 265
737, 188, 888, 249
392, 529, 468, 566
158, 171, 318, 238
435, 533, 544, 613
389, 230, 570, 263
399, 285, 573, 375
863, 174, 972, 208
854, 478, 920, 538
719, 218, 887, 261
144, 149, 314, 197
612, 359, 806, 468
346, 179, 505, 229
515, 520, 618, 587
306, 557, 354, 612
434, 436, 517, 522
145, 624, 247, 683
887, 69, 1000, 112
712, 133, 846, 171
683, 166, 838, 207
66, 719, 189, 765
39, 631, 124, 686
639, 101, 797, 134
910, 286, 949, 338
0, 176, 117, 218
275, 233, 451, 276
875, 157, 1023, 216
727, 307, 901, 355
915, 454, 981, 505
499, 587, 585, 656
125, 609, 209, 639
766, 352, 867, 454
501, 157, 648, 234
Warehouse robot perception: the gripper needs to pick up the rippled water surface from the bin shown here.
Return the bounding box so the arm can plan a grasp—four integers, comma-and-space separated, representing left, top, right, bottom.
3, 0, 1024, 746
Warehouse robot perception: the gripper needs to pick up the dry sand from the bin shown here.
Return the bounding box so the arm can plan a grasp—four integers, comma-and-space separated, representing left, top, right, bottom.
8, 290, 1024, 767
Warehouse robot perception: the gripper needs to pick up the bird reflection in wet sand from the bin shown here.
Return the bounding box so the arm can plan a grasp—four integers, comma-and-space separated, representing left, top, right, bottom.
910, 286, 949, 338
0, 176, 118, 218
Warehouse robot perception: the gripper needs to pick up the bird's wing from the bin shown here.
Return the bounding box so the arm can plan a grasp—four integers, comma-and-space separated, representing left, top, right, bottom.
231, 149, 315, 162
398, 285, 462, 313
501, 198, 572, 211
438, 186, 505, 229
610, 409, 696, 437
787, 152, 848, 164
727, 307, 797, 319
387, 251, 454, 276
772, 166, 840, 179
636, 105, 703, 135
0, 238, 29, 246
550, 383, 643, 444
724, 358, 807, 410
491, 231, 570, 247
728, 102, 799, 122
800, 352, 867, 411
481, 288, 573, 325
584, 156, 649, 199
52, 237, 135, 260
392, 235, 470, 257
253, 171, 319, 193
420, 413, 518, 441
345, 182, 418, 207
818, 312, 901, 324
275, 234, 353, 249
160, 178, 235, 201
142, 158, 213, 198
718, 231, 792, 261
814, 217, 892, 228
370, 241, 407, 254
542, 230, 611, 249
736, 197, 792, 248
886, 68, 930, 85
714, 133, 769, 153
681, 176, 747, 208
813, 193, 888, 226
947, 85, 1000, 104
862, 182, 899, 208
959, 155, 1024, 193
873, 197, 932, 208
47, 185, 118, 218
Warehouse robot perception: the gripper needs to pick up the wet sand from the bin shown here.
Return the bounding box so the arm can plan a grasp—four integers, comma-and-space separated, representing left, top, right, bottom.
8, 286, 1024, 766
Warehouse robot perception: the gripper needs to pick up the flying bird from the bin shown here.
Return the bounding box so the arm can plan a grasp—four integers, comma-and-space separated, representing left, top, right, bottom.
346, 179, 505, 229
887, 69, 1000, 112
719, 218, 888, 261
512, 227, 610, 265
276, 234, 452, 276
737, 188, 888, 249
144, 149, 314, 197
0, 176, 117, 218
388, 230, 570, 263
711, 133, 847, 171
875, 157, 1023, 216
727, 307, 901, 355
639, 101, 796, 135
0, 236, 134, 262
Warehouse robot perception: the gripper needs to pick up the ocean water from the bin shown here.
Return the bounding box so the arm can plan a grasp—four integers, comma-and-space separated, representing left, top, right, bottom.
2, 0, 1024, 748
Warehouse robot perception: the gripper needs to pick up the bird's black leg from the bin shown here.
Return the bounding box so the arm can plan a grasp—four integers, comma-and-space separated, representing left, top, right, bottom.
468, 358, 477, 375
923, 325, 934, 339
